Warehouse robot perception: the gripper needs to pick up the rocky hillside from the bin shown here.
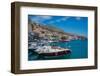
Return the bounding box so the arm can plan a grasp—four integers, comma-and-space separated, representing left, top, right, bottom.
28, 21, 87, 41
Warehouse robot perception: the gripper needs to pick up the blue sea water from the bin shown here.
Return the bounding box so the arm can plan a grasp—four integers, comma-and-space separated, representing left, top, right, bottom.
28, 40, 88, 61
59, 40, 88, 59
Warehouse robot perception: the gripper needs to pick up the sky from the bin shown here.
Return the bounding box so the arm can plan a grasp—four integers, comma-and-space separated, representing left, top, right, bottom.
28, 15, 88, 37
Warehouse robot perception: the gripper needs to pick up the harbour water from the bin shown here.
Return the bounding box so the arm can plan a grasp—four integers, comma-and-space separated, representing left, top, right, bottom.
28, 40, 88, 61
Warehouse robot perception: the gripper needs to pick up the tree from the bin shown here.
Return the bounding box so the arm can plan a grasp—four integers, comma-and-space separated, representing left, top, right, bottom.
61, 36, 68, 40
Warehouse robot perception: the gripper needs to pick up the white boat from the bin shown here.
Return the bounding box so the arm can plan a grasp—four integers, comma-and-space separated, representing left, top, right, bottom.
35, 46, 71, 57
28, 42, 37, 50
48, 40, 58, 43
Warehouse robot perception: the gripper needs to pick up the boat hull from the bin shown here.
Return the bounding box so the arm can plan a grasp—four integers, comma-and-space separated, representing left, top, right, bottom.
39, 50, 71, 57
59, 40, 70, 42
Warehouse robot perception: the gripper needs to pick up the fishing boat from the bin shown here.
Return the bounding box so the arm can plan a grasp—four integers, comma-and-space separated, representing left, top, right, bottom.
35, 45, 71, 57
28, 42, 37, 50
48, 40, 58, 43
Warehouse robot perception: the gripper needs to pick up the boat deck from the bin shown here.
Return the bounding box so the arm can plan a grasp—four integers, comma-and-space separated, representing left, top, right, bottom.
35, 46, 71, 54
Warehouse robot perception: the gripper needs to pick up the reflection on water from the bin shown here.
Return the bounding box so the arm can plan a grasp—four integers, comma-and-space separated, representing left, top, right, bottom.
28, 40, 88, 61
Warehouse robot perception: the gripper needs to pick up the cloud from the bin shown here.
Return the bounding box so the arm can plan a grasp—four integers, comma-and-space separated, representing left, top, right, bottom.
48, 21, 54, 25
30, 15, 71, 24
49, 21, 54, 23
39, 16, 52, 20
48, 18, 62, 24
47, 16, 70, 24
56, 19, 61, 22
55, 17, 69, 23
30, 15, 52, 23
76, 17, 81, 20
61, 17, 69, 21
